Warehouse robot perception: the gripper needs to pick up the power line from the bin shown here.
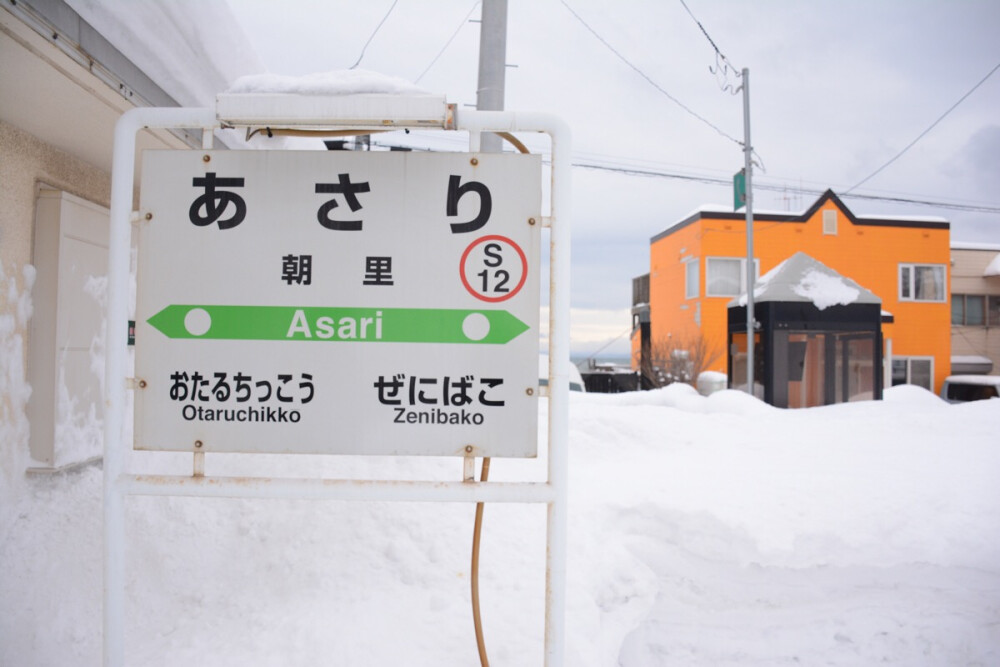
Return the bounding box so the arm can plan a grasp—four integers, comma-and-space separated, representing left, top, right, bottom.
571, 161, 1000, 213
415, 1, 481, 83
368, 137, 1000, 213
557, 0, 743, 149
846, 61, 1000, 193
348, 0, 400, 70
679, 0, 730, 64
582, 327, 633, 362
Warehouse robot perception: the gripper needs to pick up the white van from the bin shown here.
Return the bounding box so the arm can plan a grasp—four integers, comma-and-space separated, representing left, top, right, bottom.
939, 375, 1000, 403
538, 354, 586, 392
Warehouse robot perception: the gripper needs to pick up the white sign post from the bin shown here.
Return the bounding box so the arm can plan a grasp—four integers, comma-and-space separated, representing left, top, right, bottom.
136, 151, 541, 457
103, 98, 571, 666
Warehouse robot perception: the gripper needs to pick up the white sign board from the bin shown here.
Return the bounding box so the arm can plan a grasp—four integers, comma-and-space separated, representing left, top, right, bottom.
135, 151, 541, 457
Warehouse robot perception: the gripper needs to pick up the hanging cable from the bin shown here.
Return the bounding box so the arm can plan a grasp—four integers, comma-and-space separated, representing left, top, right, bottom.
846, 61, 1000, 193
678, 0, 741, 94
557, 0, 743, 149
583, 327, 633, 364
568, 162, 1000, 213
675, 0, 766, 172
348, 0, 400, 70
415, 1, 481, 83
468, 130, 532, 667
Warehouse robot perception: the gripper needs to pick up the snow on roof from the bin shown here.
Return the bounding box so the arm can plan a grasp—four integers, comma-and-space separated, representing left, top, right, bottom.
227, 70, 431, 96
943, 375, 1000, 386
65, 0, 264, 108
681, 201, 948, 226
680, 204, 795, 219
730, 252, 880, 309
859, 213, 949, 224
950, 241, 1000, 252
984, 253, 1000, 277
952, 355, 993, 364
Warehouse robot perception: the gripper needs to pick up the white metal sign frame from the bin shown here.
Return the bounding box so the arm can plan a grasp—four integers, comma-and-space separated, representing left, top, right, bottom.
103, 99, 571, 666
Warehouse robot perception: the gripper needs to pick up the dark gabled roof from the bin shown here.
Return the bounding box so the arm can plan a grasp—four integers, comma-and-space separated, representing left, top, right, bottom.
651, 189, 949, 243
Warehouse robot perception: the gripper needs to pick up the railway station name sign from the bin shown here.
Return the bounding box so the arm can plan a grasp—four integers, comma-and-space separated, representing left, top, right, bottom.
134, 150, 541, 457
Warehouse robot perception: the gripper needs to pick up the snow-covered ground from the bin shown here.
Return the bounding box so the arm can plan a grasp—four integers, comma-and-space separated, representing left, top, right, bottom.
2, 385, 998, 666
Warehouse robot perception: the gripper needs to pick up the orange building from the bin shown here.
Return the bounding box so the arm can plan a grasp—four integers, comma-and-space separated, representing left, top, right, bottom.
632, 190, 952, 396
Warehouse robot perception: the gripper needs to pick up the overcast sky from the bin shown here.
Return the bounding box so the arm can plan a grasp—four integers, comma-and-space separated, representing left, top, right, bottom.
225, 0, 999, 357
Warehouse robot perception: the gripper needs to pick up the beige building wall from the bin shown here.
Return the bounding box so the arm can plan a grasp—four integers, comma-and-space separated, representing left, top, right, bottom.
2, 0, 190, 518
950, 244, 1000, 375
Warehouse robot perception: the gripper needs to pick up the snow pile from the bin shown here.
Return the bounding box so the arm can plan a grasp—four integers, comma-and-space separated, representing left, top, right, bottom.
0, 262, 34, 523
2, 385, 999, 665
227, 69, 430, 96
49, 275, 108, 467
792, 268, 860, 309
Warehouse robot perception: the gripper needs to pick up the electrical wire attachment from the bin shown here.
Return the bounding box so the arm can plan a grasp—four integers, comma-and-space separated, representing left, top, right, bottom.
348, 0, 400, 70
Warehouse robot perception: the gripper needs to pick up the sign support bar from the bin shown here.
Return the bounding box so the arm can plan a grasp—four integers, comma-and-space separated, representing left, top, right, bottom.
103, 102, 570, 666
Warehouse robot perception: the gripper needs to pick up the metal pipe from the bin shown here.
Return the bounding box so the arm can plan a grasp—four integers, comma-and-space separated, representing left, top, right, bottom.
456, 109, 572, 665
105, 105, 570, 667
742, 68, 755, 395
542, 111, 571, 667
476, 0, 508, 153
104, 106, 217, 667
122, 474, 556, 503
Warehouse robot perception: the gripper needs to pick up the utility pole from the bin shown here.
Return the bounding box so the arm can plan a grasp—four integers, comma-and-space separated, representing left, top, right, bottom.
741, 68, 755, 394
476, 0, 508, 153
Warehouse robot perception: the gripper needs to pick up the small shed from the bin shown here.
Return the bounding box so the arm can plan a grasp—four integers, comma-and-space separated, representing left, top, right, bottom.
727, 252, 883, 408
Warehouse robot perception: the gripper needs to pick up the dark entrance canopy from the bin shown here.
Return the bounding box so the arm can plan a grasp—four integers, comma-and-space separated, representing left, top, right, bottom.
727, 252, 883, 408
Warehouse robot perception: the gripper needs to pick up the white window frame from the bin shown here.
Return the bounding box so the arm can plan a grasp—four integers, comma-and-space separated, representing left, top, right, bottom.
891, 356, 934, 391
898, 263, 946, 303
706, 256, 759, 297
684, 257, 699, 299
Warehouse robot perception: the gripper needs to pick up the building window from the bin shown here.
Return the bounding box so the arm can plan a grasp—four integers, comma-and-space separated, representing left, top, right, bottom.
899, 264, 945, 302
991, 296, 1000, 326
684, 258, 699, 299
822, 209, 838, 235
952, 294, 987, 326
891, 357, 933, 391
706, 257, 759, 297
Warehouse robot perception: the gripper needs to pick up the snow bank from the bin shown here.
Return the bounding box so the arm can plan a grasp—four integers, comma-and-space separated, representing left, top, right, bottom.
0, 262, 34, 525
2, 384, 998, 665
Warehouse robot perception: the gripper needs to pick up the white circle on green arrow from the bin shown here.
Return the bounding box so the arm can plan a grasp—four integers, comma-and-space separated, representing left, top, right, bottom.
184, 308, 212, 336
462, 312, 490, 341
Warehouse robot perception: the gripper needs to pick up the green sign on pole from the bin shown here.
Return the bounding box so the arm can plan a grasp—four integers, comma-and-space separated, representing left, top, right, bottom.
734, 169, 746, 211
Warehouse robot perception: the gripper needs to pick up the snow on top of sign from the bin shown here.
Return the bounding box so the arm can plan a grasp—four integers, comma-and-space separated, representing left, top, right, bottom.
227, 70, 431, 96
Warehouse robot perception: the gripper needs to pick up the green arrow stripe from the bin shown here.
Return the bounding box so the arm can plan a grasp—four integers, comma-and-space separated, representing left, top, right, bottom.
147, 305, 530, 345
